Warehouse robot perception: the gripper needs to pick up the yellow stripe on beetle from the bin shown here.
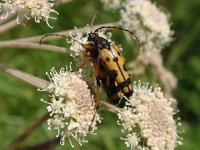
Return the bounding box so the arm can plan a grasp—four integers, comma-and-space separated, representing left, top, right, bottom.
99, 43, 132, 97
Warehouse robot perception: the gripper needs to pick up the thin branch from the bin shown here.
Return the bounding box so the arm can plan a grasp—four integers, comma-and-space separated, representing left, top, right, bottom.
20, 137, 61, 150
0, 19, 18, 34
100, 101, 121, 114
1, 22, 117, 43
55, 0, 74, 5
0, 13, 16, 25
5, 113, 50, 150
0, 64, 49, 89
0, 42, 67, 53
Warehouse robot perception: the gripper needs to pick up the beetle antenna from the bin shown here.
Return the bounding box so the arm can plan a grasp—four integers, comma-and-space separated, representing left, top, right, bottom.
70, 35, 84, 46
39, 34, 67, 45
94, 26, 140, 45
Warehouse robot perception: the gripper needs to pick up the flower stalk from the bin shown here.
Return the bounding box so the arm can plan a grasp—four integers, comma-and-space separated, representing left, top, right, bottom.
5, 113, 49, 150
0, 41, 67, 53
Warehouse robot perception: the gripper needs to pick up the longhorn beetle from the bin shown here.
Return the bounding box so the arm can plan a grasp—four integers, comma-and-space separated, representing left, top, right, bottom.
79, 26, 139, 106
79, 42, 123, 106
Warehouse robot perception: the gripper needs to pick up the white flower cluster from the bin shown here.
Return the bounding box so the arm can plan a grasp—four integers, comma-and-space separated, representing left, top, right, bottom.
42, 67, 102, 146
68, 29, 88, 58
0, 0, 58, 28
68, 27, 112, 58
118, 82, 181, 150
101, 0, 122, 10
120, 0, 173, 52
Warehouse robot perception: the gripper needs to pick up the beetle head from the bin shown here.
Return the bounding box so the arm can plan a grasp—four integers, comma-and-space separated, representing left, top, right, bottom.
88, 32, 99, 42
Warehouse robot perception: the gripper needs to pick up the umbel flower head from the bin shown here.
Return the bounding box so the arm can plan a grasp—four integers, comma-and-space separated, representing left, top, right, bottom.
0, 0, 58, 28
41, 67, 102, 146
120, 0, 173, 52
118, 81, 182, 150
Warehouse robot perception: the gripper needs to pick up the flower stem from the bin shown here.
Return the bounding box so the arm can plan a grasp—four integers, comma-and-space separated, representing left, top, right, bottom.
20, 137, 61, 150
0, 64, 49, 89
5, 113, 49, 150
0, 42, 68, 53
56, 0, 74, 5
100, 101, 121, 114
0, 19, 18, 34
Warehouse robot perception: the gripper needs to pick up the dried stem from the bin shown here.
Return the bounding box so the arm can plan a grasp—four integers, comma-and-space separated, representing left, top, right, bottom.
0, 64, 49, 89
0, 19, 18, 34
1, 22, 117, 43
5, 113, 50, 150
0, 13, 16, 25
55, 0, 74, 5
20, 137, 61, 150
100, 101, 121, 114
0, 42, 67, 53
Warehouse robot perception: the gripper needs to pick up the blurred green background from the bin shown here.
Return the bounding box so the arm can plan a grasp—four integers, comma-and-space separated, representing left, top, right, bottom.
0, 0, 200, 149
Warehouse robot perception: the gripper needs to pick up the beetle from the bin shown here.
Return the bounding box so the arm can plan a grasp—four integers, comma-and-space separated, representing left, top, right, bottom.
86, 27, 135, 95
79, 26, 139, 106
79, 42, 122, 106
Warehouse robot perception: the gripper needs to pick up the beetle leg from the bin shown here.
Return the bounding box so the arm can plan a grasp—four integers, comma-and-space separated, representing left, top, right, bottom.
76, 51, 90, 58
75, 61, 89, 71
95, 85, 101, 109
94, 59, 104, 109
74, 53, 92, 71
95, 78, 101, 109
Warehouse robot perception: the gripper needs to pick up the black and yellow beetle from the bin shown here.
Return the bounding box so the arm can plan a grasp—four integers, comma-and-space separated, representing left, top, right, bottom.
80, 26, 138, 106
79, 42, 122, 106
87, 27, 135, 97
